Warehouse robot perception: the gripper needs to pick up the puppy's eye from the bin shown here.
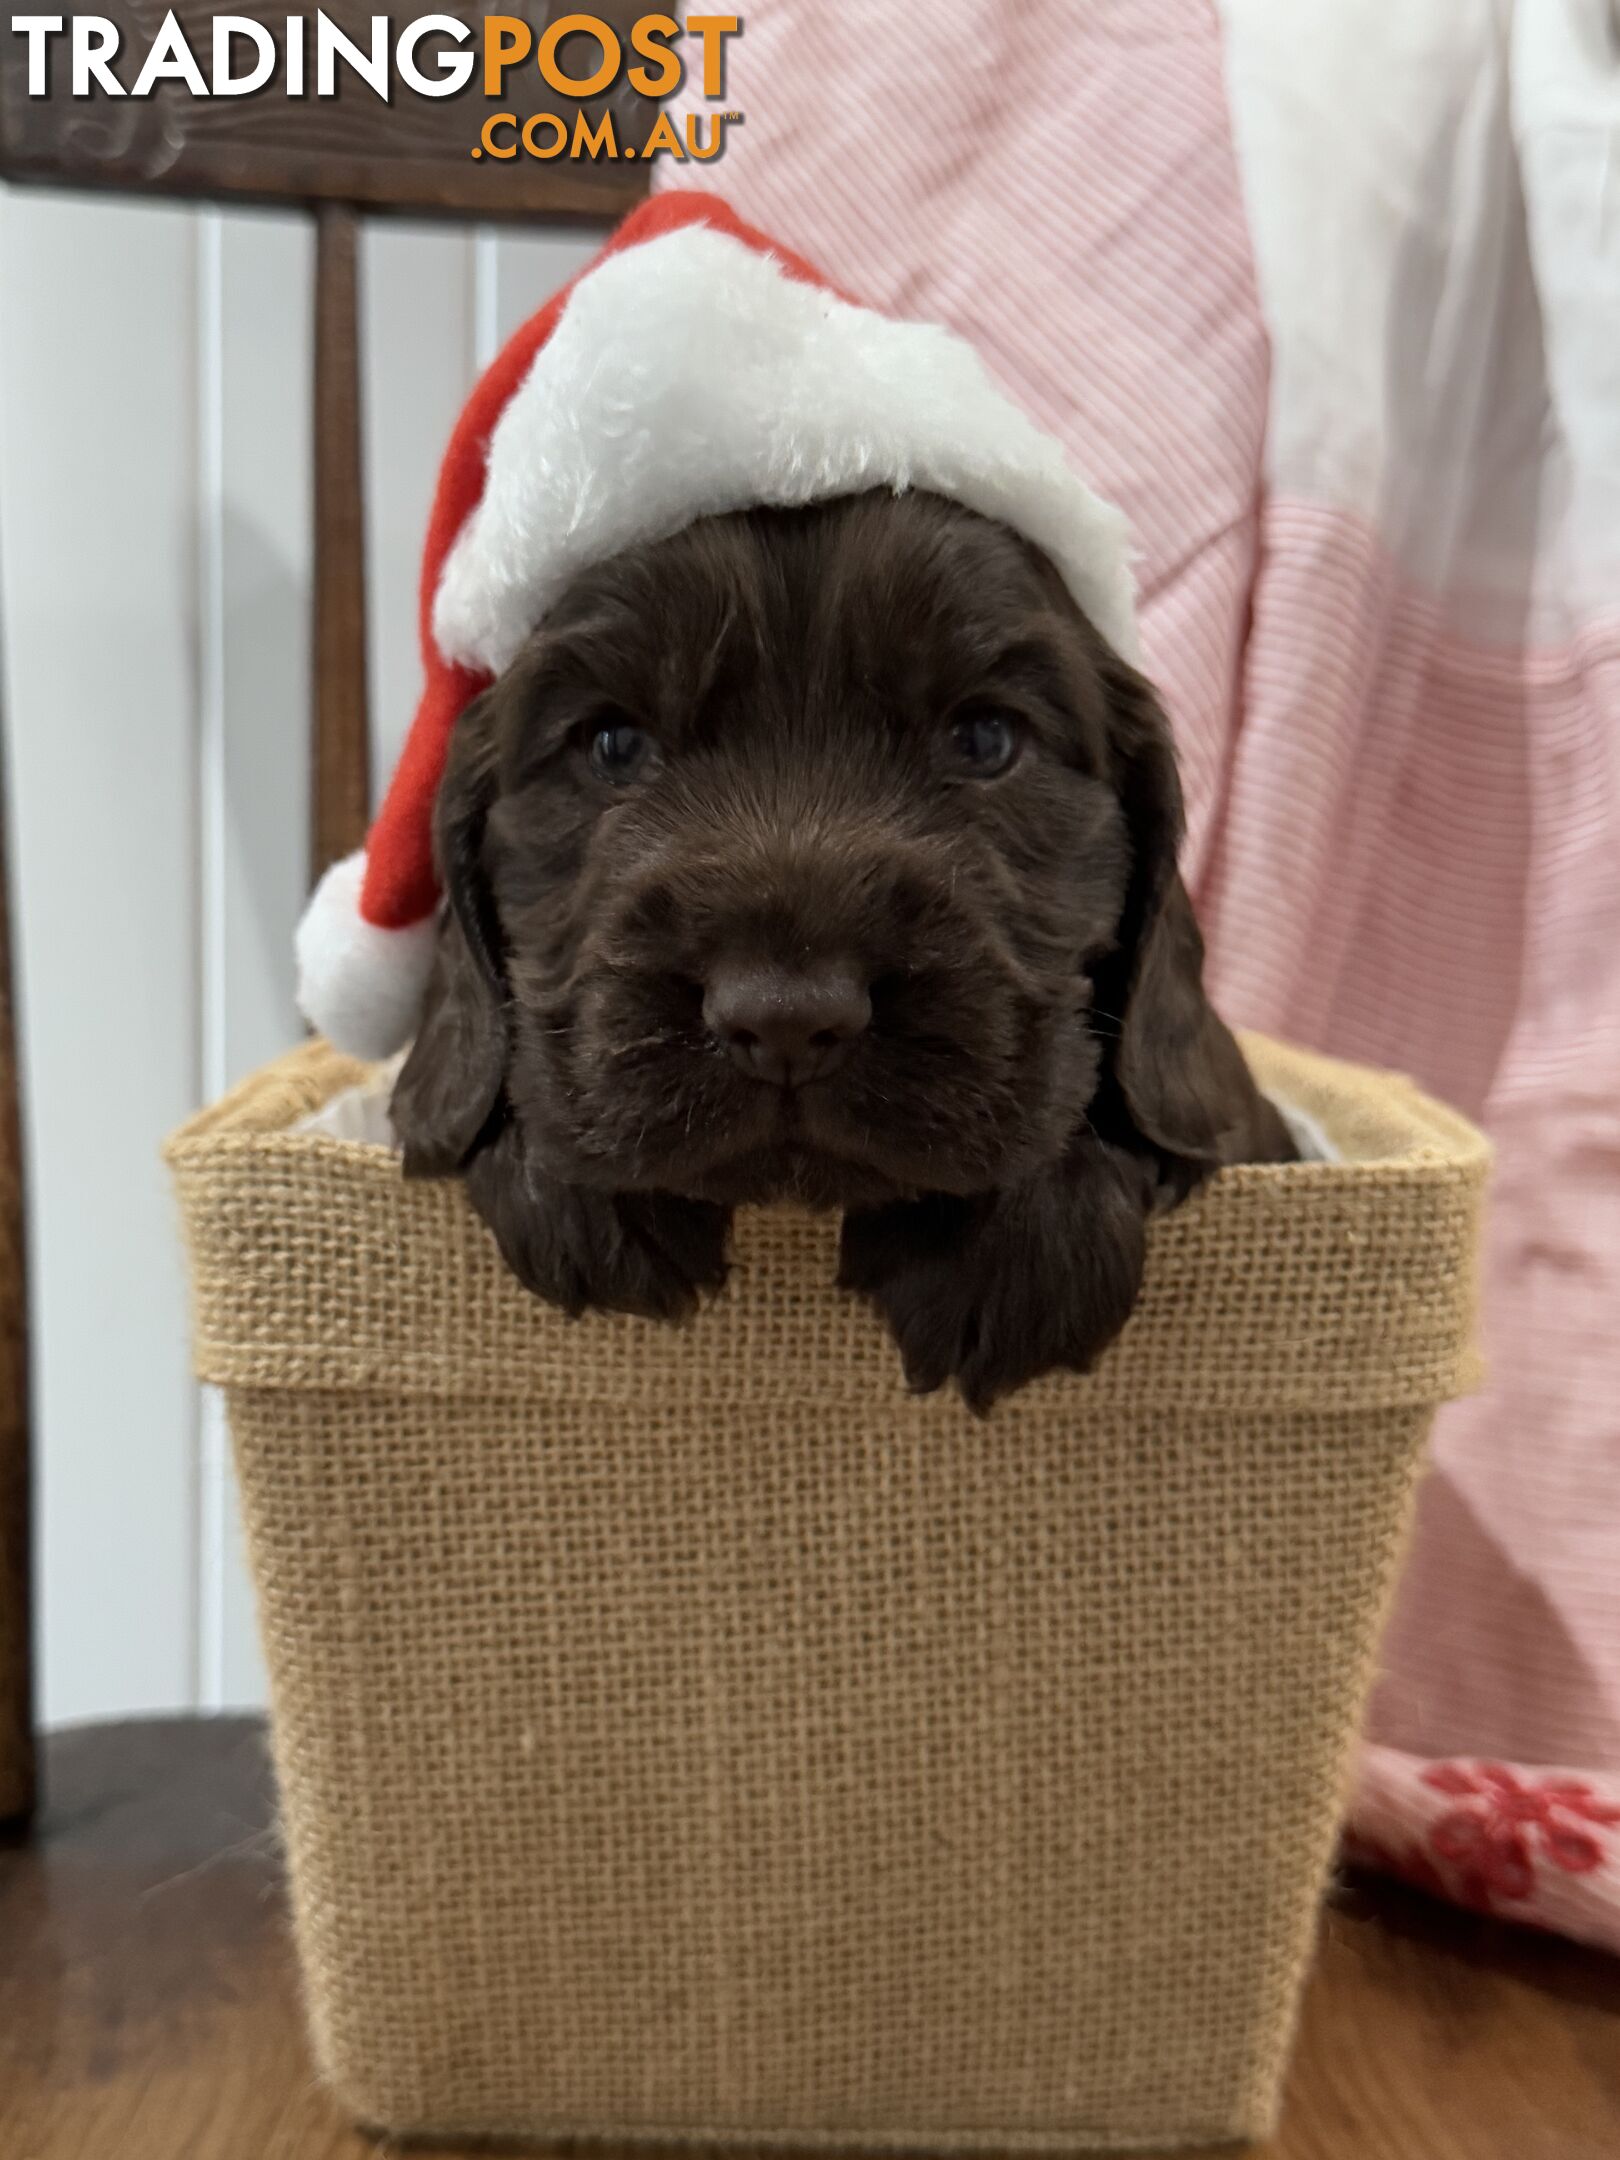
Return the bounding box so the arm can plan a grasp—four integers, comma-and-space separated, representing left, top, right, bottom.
587, 720, 661, 786
947, 708, 1022, 779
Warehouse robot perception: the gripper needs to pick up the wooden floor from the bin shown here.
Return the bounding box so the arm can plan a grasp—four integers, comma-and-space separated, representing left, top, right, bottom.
1, 1720, 1617, 2159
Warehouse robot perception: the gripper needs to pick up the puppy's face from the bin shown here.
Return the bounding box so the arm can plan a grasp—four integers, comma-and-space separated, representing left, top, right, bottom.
503, 492, 1143, 1206
403, 491, 1167, 1207
394, 489, 1288, 1394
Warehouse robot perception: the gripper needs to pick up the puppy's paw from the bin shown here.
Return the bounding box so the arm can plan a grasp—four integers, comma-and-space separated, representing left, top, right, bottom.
465, 1126, 730, 1322
839, 1142, 1150, 1413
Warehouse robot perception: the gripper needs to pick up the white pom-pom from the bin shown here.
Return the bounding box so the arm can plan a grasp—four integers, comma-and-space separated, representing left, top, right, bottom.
295, 850, 436, 1061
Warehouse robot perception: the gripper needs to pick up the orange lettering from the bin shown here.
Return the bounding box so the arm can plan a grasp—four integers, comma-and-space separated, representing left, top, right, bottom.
684, 14, 737, 98
627, 12, 680, 97
481, 16, 530, 95
537, 12, 619, 97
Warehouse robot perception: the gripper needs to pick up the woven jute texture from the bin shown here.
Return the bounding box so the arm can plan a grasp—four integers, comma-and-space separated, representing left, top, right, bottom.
168, 1034, 1487, 2154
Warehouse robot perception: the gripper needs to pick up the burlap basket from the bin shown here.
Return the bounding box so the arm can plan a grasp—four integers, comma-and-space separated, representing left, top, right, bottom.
167, 1033, 1486, 2154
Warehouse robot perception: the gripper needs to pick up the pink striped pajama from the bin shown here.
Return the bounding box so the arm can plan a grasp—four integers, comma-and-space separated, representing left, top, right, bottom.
658, 0, 1620, 1952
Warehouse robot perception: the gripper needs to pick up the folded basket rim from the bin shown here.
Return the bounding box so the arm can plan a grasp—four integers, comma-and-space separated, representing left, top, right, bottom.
167, 1032, 1489, 1417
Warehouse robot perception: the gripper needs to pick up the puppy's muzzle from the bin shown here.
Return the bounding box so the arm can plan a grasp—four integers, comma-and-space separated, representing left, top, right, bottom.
702, 957, 872, 1088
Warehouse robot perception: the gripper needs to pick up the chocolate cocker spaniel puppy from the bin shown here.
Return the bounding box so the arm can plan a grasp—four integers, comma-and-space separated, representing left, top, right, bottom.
392, 489, 1294, 1409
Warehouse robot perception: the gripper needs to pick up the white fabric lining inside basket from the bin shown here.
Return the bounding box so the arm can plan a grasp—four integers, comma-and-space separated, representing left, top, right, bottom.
295, 1056, 1337, 1164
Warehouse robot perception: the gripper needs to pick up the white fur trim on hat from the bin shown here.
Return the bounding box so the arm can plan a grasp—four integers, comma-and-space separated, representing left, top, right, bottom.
433, 226, 1140, 679
295, 850, 438, 1062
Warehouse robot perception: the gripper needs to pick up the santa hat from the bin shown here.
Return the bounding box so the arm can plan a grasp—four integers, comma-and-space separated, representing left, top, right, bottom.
296, 190, 1139, 1060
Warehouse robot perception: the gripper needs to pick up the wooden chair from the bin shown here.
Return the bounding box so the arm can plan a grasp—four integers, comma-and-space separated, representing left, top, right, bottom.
0, 0, 650, 1824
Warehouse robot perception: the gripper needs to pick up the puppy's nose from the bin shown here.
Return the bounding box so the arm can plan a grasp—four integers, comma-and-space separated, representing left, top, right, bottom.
703, 959, 871, 1087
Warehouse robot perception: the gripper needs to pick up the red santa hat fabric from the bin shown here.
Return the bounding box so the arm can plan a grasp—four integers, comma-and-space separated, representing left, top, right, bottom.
295, 190, 1140, 1059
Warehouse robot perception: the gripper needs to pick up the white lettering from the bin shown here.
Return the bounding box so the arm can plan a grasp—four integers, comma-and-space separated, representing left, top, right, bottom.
314, 10, 387, 99
130, 9, 207, 96
211, 16, 274, 95
10, 15, 64, 95
71, 13, 121, 94
396, 14, 472, 97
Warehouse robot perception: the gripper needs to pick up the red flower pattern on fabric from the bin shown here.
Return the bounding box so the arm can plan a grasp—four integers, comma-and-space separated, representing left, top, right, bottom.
1418, 1761, 1620, 1909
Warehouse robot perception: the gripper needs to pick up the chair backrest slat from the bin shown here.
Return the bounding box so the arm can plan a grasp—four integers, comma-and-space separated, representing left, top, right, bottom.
312, 204, 373, 879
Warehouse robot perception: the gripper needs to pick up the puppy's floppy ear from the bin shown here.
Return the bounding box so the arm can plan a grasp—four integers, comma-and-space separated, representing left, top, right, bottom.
1098, 656, 1266, 1172
391, 689, 507, 1175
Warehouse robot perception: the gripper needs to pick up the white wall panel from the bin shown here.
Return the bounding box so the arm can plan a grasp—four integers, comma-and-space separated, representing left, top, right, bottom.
0, 192, 611, 1725
361, 224, 478, 799
490, 227, 603, 346
0, 189, 202, 1725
